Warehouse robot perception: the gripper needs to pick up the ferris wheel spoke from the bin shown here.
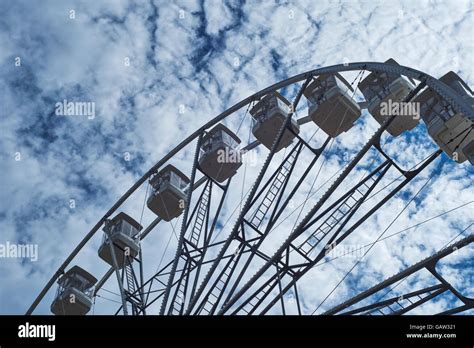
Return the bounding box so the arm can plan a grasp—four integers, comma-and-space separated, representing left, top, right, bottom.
217, 79, 431, 315
184, 77, 315, 314
29, 62, 473, 316
323, 233, 474, 315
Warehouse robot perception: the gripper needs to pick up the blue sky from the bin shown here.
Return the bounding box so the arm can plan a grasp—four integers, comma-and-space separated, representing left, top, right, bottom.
0, 0, 473, 314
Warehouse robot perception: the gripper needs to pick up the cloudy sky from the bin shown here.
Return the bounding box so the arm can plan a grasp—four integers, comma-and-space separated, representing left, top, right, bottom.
0, 0, 473, 315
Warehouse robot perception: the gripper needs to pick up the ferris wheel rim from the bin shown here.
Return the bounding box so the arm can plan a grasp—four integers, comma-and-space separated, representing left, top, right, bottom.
26, 61, 473, 315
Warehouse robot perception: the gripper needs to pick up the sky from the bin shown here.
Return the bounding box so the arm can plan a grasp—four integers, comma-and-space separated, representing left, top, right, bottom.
0, 0, 473, 315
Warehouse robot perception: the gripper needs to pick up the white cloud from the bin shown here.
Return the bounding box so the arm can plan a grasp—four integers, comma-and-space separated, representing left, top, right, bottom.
0, 0, 472, 315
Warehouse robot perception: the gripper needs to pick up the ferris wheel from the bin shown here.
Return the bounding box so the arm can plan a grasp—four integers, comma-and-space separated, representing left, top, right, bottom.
27, 60, 474, 316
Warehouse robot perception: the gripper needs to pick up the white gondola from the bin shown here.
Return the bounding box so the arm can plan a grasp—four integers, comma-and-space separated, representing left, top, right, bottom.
199, 124, 242, 182
147, 164, 190, 221
415, 71, 474, 164
359, 58, 419, 136
249, 92, 300, 152
51, 266, 97, 315
304, 73, 361, 138
98, 212, 142, 268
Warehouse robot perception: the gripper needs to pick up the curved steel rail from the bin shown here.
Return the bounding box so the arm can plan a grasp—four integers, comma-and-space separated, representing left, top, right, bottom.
26, 61, 474, 314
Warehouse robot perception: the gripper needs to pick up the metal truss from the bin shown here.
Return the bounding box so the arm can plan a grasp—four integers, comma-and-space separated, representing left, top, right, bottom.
26, 61, 474, 316
324, 234, 474, 315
